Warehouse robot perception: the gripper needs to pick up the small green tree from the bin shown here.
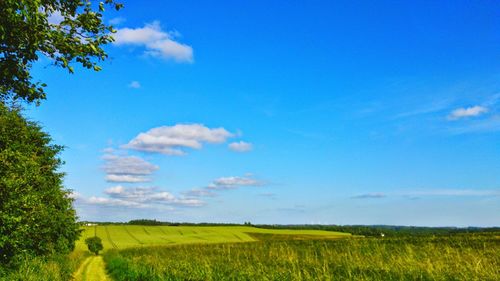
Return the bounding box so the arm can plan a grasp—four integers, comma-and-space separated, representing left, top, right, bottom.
85, 237, 103, 256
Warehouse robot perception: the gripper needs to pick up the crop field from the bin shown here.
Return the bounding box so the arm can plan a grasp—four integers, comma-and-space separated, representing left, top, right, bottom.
75, 225, 351, 251
70, 225, 500, 281
103, 234, 500, 281
1, 225, 498, 281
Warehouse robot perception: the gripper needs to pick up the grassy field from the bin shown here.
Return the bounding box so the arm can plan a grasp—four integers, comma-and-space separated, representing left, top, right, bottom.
75, 225, 351, 251
0, 250, 89, 281
69, 225, 350, 281
2, 225, 498, 280
103, 233, 500, 281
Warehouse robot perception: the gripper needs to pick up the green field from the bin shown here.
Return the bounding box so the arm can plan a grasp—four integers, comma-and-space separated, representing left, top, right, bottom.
2, 225, 498, 281
72, 225, 499, 281
103, 234, 500, 281
75, 225, 351, 251
70, 225, 351, 281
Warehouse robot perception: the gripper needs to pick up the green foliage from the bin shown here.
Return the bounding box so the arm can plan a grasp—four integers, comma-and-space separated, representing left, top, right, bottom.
128, 219, 164, 226
0, 250, 89, 281
0, 104, 80, 266
104, 234, 500, 281
85, 237, 103, 255
0, 0, 122, 104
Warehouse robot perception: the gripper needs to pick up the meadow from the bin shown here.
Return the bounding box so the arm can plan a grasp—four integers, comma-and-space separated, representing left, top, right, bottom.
103, 233, 500, 281
2, 225, 498, 280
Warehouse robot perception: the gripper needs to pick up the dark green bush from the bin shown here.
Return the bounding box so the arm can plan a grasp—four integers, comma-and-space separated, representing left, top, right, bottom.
85, 237, 104, 255
0, 104, 80, 266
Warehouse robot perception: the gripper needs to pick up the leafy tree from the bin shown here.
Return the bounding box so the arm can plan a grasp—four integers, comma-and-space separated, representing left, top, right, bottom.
0, 0, 123, 104
0, 103, 80, 265
0, 0, 123, 268
85, 236, 103, 255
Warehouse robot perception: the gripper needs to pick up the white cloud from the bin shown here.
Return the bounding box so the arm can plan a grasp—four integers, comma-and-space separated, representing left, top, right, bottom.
105, 174, 151, 183
104, 185, 125, 195
102, 153, 159, 183
103, 154, 158, 175
182, 188, 217, 198
67, 191, 82, 200
128, 81, 141, 89
102, 186, 204, 207
124, 124, 234, 155
228, 141, 253, 152
113, 21, 193, 62
86, 196, 144, 207
447, 106, 488, 120
109, 17, 126, 26
351, 193, 386, 199
208, 175, 263, 190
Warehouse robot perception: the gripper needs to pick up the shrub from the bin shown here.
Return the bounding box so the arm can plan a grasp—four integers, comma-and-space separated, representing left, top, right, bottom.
85, 237, 104, 255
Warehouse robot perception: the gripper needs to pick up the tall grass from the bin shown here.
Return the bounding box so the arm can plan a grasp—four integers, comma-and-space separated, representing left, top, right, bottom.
104, 234, 499, 281
0, 250, 89, 281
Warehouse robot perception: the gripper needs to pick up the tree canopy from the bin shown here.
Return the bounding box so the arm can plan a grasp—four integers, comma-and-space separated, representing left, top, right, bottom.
0, 0, 122, 104
85, 236, 103, 255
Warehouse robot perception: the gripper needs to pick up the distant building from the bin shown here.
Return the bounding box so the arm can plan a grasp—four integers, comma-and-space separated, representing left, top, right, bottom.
85, 223, 98, 226
380, 233, 385, 237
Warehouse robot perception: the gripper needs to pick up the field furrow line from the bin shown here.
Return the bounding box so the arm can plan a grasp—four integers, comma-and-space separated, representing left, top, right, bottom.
105, 226, 118, 249
123, 225, 144, 244
158, 227, 169, 236
233, 234, 244, 241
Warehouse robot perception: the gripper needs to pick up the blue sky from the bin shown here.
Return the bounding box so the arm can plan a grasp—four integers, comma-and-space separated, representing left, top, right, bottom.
27, 0, 499, 226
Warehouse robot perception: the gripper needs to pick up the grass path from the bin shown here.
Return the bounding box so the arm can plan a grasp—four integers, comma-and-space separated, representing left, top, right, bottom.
73, 255, 110, 281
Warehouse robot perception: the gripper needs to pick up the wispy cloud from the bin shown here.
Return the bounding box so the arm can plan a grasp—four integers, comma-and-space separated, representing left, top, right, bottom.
351, 193, 386, 199
128, 81, 141, 89
86, 196, 144, 208
402, 189, 500, 197
182, 188, 217, 198
123, 124, 234, 155
207, 175, 263, 190
180, 174, 264, 200
448, 115, 500, 134
445, 94, 500, 133
102, 151, 159, 183
113, 21, 193, 62
77, 186, 204, 209
447, 105, 488, 121
228, 141, 253, 152
105, 174, 151, 183
109, 17, 126, 26
351, 189, 500, 199
395, 98, 454, 119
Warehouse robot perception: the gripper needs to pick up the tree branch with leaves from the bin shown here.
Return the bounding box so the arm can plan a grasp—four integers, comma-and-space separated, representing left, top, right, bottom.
0, 0, 123, 104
